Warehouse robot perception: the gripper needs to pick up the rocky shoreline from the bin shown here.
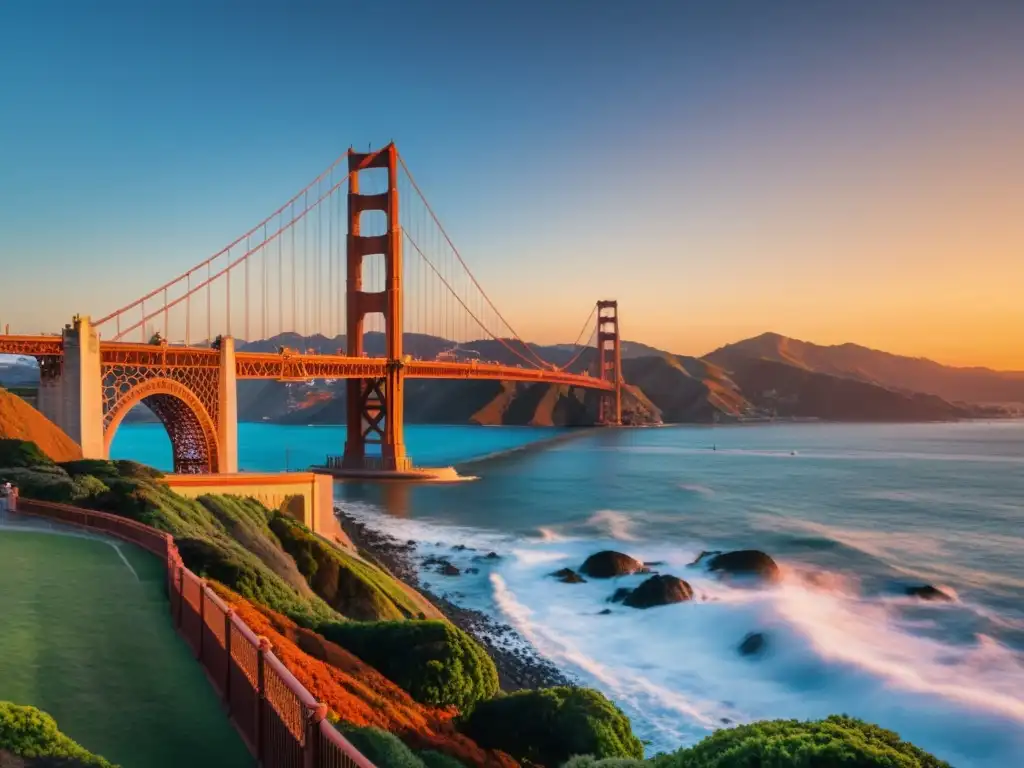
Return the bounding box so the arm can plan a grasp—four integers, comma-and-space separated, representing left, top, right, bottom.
336, 508, 576, 692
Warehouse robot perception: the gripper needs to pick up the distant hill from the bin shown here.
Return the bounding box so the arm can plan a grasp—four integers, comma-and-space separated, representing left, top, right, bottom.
724, 358, 970, 422
706, 332, 1024, 404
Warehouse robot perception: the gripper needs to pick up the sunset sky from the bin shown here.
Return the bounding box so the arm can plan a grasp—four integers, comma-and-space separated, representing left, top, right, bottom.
1, 1, 1021, 368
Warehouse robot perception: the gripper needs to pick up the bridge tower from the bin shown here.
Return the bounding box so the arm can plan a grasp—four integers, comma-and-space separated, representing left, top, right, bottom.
597, 300, 622, 425
341, 143, 410, 472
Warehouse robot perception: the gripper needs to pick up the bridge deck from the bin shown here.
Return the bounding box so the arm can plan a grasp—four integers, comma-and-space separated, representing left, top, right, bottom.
1, 337, 614, 390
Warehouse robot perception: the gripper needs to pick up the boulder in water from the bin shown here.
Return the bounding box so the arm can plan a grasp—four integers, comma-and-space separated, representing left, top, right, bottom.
551, 567, 586, 584
706, 550, 780, 582
439, 562, 461, 576
906, 584, 953, 602
580, 550, 647, 578
738, 632, 767, 656
607, 587, 634, 603
688, 550, 722, 567
623, 575, 694, 609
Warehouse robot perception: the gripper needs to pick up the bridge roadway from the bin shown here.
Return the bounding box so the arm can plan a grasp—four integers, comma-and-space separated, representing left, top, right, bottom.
0, 336, 613, 391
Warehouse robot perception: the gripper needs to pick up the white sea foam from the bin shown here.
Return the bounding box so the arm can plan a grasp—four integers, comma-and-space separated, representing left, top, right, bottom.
339, 504, 1024, 767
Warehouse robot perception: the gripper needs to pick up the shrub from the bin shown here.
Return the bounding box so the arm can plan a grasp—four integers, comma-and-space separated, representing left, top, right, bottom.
647, 715, 950, 768
59, 460, 122, 482
70, 474, 110, 501
0, 701, 115, 767
332, 725, 426, 768
269, 513, 427, 621
461, 687, 642, 766
320, 620, 499, 712
0, 467, 76, 503
562, 759, 645, 768
174, 537, 336, 627
418, 749, 468, 768
0, 440, 55, 470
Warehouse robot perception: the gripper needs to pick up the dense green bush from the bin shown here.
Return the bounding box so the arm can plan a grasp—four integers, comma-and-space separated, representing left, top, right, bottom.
0, 440, 55, 470
0, 467, 76, 503
269, 513, 427, 621
562, 758, 645, 768
417, 749, 467, 768
332, 724, 426, 768
319, 619, 499, 712
0, 702, 116, 767
462, 686, 642, 766
645, 715, 949, 768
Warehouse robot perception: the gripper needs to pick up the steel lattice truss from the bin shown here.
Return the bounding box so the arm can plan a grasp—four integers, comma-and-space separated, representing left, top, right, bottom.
101, 345, 221, 474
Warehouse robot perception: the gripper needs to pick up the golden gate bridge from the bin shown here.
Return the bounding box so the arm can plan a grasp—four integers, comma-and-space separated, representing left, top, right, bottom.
0, 144, 623, 477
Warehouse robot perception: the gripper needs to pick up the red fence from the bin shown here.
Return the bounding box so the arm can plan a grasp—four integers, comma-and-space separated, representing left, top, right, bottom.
15, 499, 375, 768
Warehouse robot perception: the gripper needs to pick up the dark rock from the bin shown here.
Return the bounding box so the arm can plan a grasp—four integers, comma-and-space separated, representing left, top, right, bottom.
406, 539, 416, 546
623, 575, 694, 609
580, 550, 647, 578
439, 563, 461, 576
464, 567, 480, 575
598, 608, 613, 615
608, 587, 634, 603
906, 585, 954, 602
720, 717, 733, 725
551, 567, 587, 584
706, 550, 781, 582
738, 632, 767, 656
452, 544, 469, 551
689, 550, 722, 567
485, 551, 501, 560
644, 561, 665, 567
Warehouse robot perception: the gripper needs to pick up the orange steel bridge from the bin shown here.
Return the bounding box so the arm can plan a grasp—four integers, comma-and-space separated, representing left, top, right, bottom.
0, 144, 623, 476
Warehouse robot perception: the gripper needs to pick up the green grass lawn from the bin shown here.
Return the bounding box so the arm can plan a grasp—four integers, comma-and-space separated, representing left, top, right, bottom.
0, 530, 252, 768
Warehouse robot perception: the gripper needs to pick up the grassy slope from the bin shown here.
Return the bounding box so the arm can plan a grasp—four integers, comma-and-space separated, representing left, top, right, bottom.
0, 533, 249, 768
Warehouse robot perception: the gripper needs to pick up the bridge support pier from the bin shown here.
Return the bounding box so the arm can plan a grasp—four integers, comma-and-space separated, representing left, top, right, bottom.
51, 315, 105, 458
341, 143, 411, 473
217, 336, 239, 474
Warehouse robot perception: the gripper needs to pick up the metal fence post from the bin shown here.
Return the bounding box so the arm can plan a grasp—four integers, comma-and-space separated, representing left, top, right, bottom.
256, 636, 271, 762
223, 608, 233, 708
176, 565, 185, 628
304, 703, 328, 768
197, 581, 206, 661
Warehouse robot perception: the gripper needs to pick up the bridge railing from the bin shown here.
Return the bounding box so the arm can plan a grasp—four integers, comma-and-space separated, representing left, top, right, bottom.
14, 498, 375, 768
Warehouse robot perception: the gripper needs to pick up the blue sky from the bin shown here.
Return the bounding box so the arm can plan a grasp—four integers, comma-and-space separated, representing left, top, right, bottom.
1, 1, 1022, 365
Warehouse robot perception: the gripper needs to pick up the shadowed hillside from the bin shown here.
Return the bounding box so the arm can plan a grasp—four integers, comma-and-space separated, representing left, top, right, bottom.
707, 332, 1024, 404
726, 358, 970, 421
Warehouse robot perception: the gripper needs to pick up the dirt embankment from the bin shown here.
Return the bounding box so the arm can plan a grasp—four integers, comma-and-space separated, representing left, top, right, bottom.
0, 388, 81, 462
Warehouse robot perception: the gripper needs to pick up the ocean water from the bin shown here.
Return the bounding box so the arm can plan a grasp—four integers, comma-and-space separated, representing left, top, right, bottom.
111, 421, 1024, 766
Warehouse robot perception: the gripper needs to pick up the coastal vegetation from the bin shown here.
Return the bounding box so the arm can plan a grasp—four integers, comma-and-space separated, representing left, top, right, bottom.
562, 715, 950, 767
0, 702, 115, 767
462, 687, 644, 766
319, 620, 499, 711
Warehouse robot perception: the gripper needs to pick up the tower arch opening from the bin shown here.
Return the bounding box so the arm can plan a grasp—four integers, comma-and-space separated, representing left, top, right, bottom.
103, 378, 220, 474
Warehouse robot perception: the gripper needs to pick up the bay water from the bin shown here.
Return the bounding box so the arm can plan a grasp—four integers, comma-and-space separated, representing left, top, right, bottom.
111, 420, 1024, 766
